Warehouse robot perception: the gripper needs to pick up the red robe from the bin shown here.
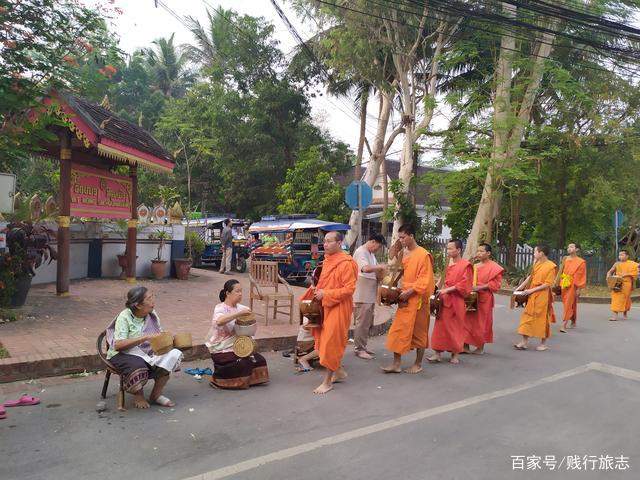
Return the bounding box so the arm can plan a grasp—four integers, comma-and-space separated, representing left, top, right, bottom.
464, 260, 504, 347
300, 251, 358, 371
431, 259, 473, 353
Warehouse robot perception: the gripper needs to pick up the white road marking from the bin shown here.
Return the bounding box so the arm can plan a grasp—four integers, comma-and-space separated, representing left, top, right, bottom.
182, 362, 640, 480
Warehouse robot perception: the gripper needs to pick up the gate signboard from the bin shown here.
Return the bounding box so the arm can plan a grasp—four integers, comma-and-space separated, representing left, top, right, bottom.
70, 163, 132, 219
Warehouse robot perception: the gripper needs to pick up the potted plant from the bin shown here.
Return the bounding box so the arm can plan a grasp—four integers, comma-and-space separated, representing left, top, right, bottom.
105, 219, 139, 279
0, 222, 56, 308
174, 231, 204, 280
149, 229, 171, 280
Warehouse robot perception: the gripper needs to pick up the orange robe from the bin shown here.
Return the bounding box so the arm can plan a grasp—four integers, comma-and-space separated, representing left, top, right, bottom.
300, 251, 358, 371
560, 257, 586, 323
386, 246, 435, 355
517, 260, 557, 339
610, 260, 639, 313
464, 260, 504, 347
431, 259, 473, 354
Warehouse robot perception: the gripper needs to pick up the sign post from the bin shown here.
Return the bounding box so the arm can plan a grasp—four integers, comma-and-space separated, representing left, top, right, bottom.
345, 181, 373, 248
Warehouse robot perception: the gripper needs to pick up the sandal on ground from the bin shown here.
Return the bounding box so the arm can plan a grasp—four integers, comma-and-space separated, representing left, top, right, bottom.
151, 395, 175, 407
513, 344, 528, 350
295, 366, 313, 374
559, 328, 567, 333
4, 395, 40, 407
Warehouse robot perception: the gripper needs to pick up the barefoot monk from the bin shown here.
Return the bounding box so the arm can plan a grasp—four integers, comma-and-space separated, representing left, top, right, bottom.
428, 239, 473, 365
463, 243, 504, 355
300, 231, 358, 394
514, 245, 556, 352
558, 243, 586, 332
382, 224, 435, 374
607, 250, 639, 322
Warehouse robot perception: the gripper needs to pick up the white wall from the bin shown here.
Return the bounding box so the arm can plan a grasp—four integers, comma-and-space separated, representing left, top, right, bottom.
32, 242, 89, 285
101, 240, 172, 278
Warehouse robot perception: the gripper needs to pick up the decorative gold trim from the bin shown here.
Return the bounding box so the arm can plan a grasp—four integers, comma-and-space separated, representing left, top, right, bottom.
60, 148, 72, 160
97, 144, 173, 174
57, 216, 71, 227
127, 219, 138, 228
49, 104, 92, 148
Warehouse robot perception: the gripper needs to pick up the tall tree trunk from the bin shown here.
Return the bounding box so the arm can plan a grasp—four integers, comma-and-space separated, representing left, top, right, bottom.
507, 191, 521, 268
352, 88, 370, 247
464, 4, 558, 258
345, 91, 393, 248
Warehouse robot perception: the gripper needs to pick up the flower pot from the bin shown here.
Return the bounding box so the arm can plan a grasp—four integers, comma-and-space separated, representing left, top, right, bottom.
150, 260, 167, 280
174, 258, 192, 280
10, 275, 32, 308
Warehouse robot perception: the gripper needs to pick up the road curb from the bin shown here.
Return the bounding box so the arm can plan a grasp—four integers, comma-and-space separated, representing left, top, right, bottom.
0, 318, 392, 384
496, 289, 640, 305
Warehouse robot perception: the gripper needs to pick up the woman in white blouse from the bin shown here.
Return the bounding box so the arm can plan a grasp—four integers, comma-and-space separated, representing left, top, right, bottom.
206, 279, 269, 389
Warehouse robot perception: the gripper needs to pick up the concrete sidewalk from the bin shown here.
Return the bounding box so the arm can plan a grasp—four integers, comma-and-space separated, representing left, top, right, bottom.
0, 268, 392, 382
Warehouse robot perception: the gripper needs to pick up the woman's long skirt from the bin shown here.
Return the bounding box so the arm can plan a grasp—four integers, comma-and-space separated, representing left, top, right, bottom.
210, 352, 269, 389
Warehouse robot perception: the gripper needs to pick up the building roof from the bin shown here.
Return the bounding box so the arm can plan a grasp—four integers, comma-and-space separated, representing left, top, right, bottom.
44, 92, 174, 173
335, 160, 449, 208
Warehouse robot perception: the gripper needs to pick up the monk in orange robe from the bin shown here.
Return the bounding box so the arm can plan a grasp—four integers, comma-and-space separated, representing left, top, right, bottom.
300, 231, 358, 394
428, 239, 473, 364
558, 243, 587, 333
382, 224, 435, 374
607, 250, 639, 321
514, 245, 556, 352
463, 243, 504, 354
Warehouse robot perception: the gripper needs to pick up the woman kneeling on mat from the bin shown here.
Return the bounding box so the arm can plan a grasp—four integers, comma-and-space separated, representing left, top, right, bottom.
206, 279, 269, 389
106, 286, 182, 408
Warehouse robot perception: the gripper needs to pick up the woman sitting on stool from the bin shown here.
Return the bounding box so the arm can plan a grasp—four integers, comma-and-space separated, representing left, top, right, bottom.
206, 279, 269, 389
106, 286, 182, 409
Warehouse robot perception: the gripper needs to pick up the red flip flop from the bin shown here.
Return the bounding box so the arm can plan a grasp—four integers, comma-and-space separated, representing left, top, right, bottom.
4, 395, 41, 407
0, 404, 6, 419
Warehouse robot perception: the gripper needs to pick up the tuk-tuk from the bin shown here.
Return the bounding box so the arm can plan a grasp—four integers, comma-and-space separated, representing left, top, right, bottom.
248, 215, 350, 284
189, 217, 250, 272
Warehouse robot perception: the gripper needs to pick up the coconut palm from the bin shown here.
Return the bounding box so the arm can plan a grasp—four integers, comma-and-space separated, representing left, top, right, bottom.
142, 33, 192, 98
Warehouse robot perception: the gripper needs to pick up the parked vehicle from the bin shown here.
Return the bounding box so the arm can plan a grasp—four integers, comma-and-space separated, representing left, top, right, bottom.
188, 217, 249, 272
248, 215, 350, 284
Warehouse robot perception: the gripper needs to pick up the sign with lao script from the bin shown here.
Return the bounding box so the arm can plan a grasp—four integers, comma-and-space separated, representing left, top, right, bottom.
70, 163, 132, 219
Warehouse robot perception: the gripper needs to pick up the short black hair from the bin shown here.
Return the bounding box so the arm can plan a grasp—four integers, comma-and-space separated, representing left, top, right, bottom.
620, 249, 629, 256
398, 224, 416, 236
478, 242, 492, 253
223, 218, 231, 226
535, 244, 550, 256
568, 242, 580, 250
449, 239, 463, 250
369, 233, 387, 246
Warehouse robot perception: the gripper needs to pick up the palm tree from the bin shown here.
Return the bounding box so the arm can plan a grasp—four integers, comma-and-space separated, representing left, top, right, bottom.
142, 33, 191, 98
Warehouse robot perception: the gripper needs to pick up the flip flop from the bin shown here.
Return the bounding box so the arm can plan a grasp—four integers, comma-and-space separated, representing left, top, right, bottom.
0, 405, 6, 420
559, 328, 567, 333
4, 395, 40, 407
295, 367, 313, 374
513, 344, 528, 350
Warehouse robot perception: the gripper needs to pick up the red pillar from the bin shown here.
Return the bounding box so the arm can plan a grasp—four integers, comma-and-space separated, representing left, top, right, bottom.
56, 133, 71, 296
126, 164, 138, 283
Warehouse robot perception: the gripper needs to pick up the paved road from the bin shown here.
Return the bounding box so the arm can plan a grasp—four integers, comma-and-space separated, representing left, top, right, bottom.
1, 297, 639, 480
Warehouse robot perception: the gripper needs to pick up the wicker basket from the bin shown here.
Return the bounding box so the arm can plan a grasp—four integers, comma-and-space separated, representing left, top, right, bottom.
235, 311, 256, 326
150, 332, 173, 355
233, 336, 256, 358
173, 332, 192, 349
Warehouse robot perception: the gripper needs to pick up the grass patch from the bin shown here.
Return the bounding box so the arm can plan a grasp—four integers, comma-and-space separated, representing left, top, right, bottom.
0, 343, 9, 359
0, 309, 19, 323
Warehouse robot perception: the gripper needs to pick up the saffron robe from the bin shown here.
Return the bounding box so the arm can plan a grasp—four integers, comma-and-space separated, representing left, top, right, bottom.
610, 260, 639, 313
560, 257, 586, 322
386, 246, 435, 355
517, 260, 557, 339
431, 259, 473, 353
464, 260, 504, 347
300, 251, 358, 371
